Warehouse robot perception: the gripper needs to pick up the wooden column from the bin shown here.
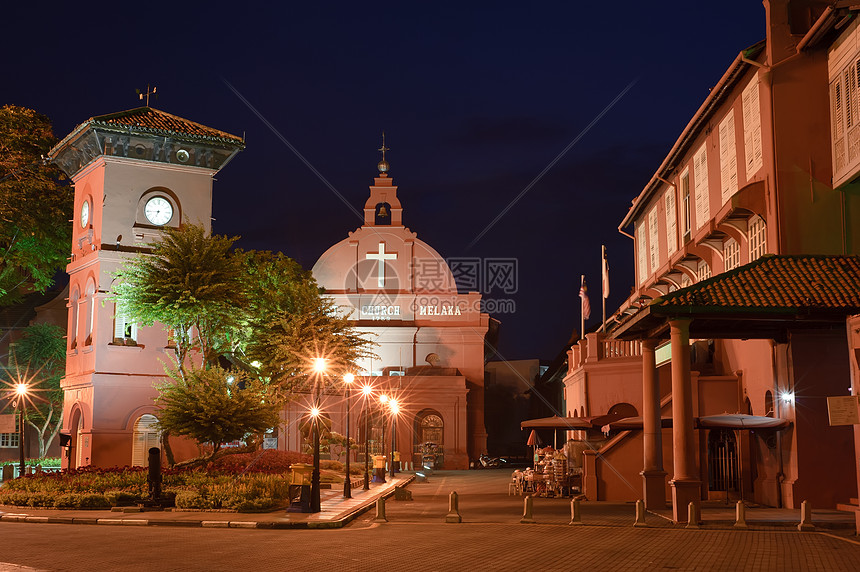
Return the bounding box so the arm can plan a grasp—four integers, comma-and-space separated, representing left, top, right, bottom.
641, 338, 666, 509
668, 318, 700, 523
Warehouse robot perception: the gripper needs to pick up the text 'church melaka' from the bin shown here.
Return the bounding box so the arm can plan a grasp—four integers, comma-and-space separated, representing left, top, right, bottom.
49, 106, 490, 470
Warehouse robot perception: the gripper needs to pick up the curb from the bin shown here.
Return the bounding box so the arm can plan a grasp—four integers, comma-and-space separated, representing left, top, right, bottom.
0, 475, 415, 531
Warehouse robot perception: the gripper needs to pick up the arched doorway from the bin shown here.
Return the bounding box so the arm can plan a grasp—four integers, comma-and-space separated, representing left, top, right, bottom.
415, 410, 444, 446
132, 414, 161, 467
707, 429, 739, 497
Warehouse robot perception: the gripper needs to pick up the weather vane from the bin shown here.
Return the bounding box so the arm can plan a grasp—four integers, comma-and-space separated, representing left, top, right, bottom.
377, 132, 390, 174
136, 84, 157, 106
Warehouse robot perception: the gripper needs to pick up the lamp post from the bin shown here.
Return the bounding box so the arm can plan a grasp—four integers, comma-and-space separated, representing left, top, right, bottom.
389, 399, 399, 479
343, 373, 354, 499
14, 383, 27, 477
379, 394, 388, 481
361, 383, 372, 490
310, 358, 326, 513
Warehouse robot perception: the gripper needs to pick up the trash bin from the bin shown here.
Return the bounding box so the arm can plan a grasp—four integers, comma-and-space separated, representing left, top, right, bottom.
287, 463, 313, 512
372, 455, 386, 483
393, 451, 401, 473
290, 463, 313, 485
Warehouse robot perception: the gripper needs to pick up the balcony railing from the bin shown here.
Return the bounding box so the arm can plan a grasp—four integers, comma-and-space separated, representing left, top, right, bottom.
568, 333, 642, 372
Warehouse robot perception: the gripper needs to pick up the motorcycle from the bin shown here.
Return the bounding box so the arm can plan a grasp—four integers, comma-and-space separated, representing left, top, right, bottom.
476, 454, 508, 469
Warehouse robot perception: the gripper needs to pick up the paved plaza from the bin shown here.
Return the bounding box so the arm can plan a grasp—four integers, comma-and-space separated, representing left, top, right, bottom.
2, 470, 860, 571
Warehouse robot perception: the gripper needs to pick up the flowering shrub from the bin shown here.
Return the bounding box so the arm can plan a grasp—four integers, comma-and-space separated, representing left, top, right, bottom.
205, 450, 311, 475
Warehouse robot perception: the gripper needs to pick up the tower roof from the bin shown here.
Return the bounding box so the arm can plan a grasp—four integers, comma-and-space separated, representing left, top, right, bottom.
88, 107, 244, 145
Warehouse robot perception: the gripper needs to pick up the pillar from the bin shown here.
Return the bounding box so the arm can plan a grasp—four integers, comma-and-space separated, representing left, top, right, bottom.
668, 318, 700, 523
641, 338, 666, 509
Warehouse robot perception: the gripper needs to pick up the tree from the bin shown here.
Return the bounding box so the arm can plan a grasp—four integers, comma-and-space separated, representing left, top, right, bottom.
245, 298, 376, 400
6, 323, 66, 458
154, 366, 280, 456
0, 105, 73, 305
112, 223, 247, 371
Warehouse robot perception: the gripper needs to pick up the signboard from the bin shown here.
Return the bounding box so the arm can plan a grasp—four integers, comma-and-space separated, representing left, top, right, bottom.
263, 438, 278, 450
827, 395, 860, 426
0, 414, 15, 433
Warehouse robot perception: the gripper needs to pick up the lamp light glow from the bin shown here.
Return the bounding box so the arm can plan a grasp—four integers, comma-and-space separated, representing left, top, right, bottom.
780, 391, 795, 404
313, 358, 327, 373
343, 373, 355, 384
379, 394, 388, 404
310, 406, 321, 418
390, 400, 400, 415
361, 384, 372, 396
14, 384, 27, 396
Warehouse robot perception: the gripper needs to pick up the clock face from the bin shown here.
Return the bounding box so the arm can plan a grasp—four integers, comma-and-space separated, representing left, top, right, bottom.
80, 200, 89, 228
144, 196, 173, 226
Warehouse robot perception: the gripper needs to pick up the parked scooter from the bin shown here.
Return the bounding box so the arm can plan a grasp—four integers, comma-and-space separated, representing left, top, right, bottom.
476, 454, 508, 469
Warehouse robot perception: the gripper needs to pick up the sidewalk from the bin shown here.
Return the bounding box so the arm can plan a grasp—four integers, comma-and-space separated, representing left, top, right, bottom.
0, 474, 412, 530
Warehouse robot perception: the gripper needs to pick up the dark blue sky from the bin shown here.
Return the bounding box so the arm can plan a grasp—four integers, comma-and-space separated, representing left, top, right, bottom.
4, 2, 765, 360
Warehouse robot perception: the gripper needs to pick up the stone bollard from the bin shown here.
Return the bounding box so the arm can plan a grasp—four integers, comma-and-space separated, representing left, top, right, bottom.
445, 491, 462, 523
685, 502, 700, 529
797, 500, 815, 532
734, 501, 748, 529
374, 496, 388, 523
520, 495, 535, 524
569, 498, 582, 526
634, 499, 647, 528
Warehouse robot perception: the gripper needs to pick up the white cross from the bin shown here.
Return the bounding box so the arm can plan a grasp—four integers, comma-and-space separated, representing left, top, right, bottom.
366, 242, 397, 288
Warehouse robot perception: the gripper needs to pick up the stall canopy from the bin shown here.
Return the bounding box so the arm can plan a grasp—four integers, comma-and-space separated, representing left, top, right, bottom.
603, 414, 790, 432
696, 413, 791, 430
521, 412, 634, 430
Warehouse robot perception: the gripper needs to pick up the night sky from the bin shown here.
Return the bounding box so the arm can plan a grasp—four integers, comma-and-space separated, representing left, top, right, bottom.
5, 2, 764, 360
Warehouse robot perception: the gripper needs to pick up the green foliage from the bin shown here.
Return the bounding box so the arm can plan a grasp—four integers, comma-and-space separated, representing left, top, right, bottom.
5, 324, 66, 457
0, 105, 72, 304
112, 223, 246, 368
154, 366, 280, 452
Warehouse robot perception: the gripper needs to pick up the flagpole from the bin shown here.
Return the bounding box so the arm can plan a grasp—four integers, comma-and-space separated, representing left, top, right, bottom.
601, 244, 607, 333
580, 274, 585, 340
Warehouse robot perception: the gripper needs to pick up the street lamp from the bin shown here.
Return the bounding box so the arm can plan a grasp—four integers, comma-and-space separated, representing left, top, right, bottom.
310, 358, 326, 513
342, 372, 354, 499
361, 383, 372, 490
14, 383, 27, 476
378, 394, 388, 483
389, 398, 399, 479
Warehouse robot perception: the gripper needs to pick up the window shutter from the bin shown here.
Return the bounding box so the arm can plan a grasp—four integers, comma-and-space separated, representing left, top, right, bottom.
665, 187, 677, 255
719, 110, 738, 204
114, 304, 126, 339
648, 206, 660, 271
693, 144, 710, 230
742, 76, 763, 179
637, 221, 649, 285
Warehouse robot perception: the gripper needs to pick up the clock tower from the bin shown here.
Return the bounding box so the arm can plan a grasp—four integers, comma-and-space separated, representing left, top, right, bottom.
49, 107, 244, 468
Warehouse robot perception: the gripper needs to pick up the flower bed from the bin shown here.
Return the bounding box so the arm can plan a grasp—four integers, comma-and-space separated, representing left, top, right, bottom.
0, 451, 342, 512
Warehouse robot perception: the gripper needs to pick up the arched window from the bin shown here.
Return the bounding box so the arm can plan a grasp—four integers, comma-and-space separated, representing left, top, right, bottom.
765, 390, 774, 418
84, 280, 95, 346
748, 216, 767, 261
69, 288, 80, 349
723, 238, 740, 271
74, 413, 86, 468
608, 402, 638, 419
697, 259, 711, 281
416, 410, 443, 447
132, 414, 161, 467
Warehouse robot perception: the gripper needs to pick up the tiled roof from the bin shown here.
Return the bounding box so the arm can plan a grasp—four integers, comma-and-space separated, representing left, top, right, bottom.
651, 255, 860, 313
90, 107, 244, 145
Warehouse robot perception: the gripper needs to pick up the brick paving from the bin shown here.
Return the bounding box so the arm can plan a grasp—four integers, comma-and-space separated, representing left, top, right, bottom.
2, 469, 860, 571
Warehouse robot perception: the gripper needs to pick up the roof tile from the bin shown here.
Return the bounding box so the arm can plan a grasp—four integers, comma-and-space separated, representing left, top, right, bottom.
89, 107, 244, 144
652, 255, 860, 312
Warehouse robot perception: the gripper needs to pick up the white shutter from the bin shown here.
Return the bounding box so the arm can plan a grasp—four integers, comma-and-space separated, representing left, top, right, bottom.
719, 109, 738, 204
693, 144, 710, 230
114, 304, 126, 339
637, 221, 649, 285
665, 187, 677, 255
742, 76, 763, 179
648, 206, 660, 271
132, 415, 160, 467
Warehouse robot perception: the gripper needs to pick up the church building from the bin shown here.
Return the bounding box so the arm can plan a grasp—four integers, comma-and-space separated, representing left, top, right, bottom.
277, 152, 491, 469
